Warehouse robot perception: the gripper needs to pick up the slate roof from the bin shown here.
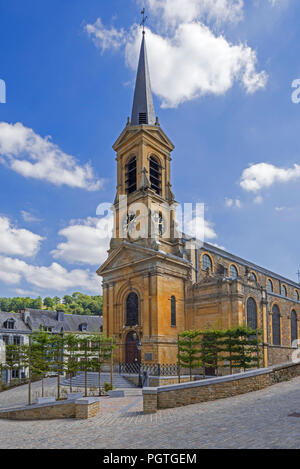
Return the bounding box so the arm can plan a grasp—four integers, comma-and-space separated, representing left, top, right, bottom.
23, 309, 102, 333
131, 33, 156, 126
0, 311, 30, 333
203, 242, 300, 290
63, 314, 102, 333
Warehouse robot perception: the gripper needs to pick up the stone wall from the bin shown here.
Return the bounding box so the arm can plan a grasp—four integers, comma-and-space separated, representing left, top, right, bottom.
143, 361, 300, 414
0, 398, 100, 420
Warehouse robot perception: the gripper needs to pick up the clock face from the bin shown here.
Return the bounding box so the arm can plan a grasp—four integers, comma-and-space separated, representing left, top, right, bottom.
151, 212, 166, 236
122, 213, 137, 237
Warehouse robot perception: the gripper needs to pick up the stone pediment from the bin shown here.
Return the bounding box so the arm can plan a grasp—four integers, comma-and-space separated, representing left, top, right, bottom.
113, 125, 174, 152
97, 243, 157, 276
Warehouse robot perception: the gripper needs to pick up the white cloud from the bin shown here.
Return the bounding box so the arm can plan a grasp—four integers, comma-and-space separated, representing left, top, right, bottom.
253, 195, 263, 204
0, 122, 103, 191
15, 288, 40, 297
0, 216, 44, 258
240, 162, 300, 192
125, 25, 267, 108
142, 0, 244, 29
225, 198, 242, 208
52, 216, 113, 266
0, 255, 100, 293
268, 0, 287, 6
184, 215, 218, 240
21, 210, 42, 223
85, 18, 126, 53
87, 0, 267, 109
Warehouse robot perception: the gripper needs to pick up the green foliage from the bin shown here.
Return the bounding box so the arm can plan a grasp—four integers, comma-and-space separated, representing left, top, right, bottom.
178, 331, 202, 374
103, 382, 114, 392
178, 326, 262, 374
0, 292, 103, 316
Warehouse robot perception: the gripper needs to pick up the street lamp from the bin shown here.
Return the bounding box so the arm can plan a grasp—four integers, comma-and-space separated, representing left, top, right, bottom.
137, 341, 142, 388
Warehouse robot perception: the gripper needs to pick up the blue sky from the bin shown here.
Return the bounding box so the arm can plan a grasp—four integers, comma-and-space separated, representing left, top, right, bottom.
0, 0, 300, 298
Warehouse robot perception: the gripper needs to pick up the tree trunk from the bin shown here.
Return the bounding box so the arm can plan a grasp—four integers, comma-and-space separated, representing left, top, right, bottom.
84, 348, 88, 397
28, 337, 32, 406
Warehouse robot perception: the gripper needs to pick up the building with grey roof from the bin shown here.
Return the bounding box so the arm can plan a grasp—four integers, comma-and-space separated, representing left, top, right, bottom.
1, 309, 102, 385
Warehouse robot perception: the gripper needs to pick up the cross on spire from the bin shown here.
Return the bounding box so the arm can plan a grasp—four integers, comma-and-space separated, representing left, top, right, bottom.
140, 8, 148, 34
297, 270, 300, 283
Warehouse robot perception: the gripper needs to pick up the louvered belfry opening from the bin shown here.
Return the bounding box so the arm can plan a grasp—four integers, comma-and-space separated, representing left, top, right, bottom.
139, 112, 147, 124
126, 157, 137, 194
150, 156, 161, 195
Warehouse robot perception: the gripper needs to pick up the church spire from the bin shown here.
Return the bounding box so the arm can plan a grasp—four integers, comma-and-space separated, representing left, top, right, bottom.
131, 30, 156, 126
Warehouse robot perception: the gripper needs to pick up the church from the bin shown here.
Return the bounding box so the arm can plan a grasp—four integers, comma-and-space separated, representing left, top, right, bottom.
97, 31, 300, 370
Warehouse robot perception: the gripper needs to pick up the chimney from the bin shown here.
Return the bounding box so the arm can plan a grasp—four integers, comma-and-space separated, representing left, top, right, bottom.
57, 310, 65, 322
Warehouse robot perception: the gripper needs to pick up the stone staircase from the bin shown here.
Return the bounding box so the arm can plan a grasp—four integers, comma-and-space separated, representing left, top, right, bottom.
61, 372, 137, 389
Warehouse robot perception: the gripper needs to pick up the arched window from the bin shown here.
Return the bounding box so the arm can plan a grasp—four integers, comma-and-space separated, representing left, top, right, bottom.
291, 310, 298, 345
126, 293, 139, 326
272, 305, 281, 346
171, 296, 176, 327
149, 156, 161, 195
281, 285, 287, 297
247, 298, 258, 330
125, 157, 137, 194
294, 290, 299, 302
202, 254, 212, 271
230, 264, 238, 280
250, 272, 257, 282
267, 280, 273, 293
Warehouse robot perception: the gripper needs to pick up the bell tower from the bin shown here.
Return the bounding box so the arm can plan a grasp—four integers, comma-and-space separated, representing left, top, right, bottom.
111, 32, 181, 256
98, 28, 190, 366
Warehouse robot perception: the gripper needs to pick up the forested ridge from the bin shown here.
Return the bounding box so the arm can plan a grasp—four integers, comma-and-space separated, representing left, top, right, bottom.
0, 292, 103, 316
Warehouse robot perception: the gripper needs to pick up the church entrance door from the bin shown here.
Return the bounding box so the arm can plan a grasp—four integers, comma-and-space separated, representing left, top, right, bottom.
125, 331, 140, 364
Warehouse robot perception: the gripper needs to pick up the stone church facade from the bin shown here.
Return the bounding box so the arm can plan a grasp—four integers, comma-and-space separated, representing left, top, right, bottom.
97, 32, 300, 369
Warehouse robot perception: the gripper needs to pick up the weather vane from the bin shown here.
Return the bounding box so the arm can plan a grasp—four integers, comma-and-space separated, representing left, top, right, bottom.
141, 8, 148, 34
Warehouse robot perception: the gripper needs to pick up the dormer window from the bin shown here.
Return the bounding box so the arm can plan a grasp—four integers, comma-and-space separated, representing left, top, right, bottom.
4, 319, 15, 330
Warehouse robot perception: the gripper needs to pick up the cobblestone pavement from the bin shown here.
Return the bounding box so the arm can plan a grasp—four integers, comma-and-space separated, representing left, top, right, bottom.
0, 377, 300, 449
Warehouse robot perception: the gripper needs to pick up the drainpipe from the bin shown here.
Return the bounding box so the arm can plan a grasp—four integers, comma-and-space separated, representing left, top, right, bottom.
195, 248, 199, 284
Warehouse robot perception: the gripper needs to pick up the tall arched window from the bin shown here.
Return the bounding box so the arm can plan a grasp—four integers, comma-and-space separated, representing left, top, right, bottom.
250, 272, 257, 282
230, 264, 238, 280
126, 293, 139, 326
281, 285, 287, 297
247, 297, 258, 330
267, 280, 273, 293
202, 254, 212, 271
126, 157, 137, 194
294, 290, 299, 302
171, 296, 176, 327
272, 305, 281, 346
291, 310, 298, 345
149, 156, 161, 195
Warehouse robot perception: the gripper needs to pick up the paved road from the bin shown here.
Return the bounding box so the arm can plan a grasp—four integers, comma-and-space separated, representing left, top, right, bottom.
0, 376, 300, 448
